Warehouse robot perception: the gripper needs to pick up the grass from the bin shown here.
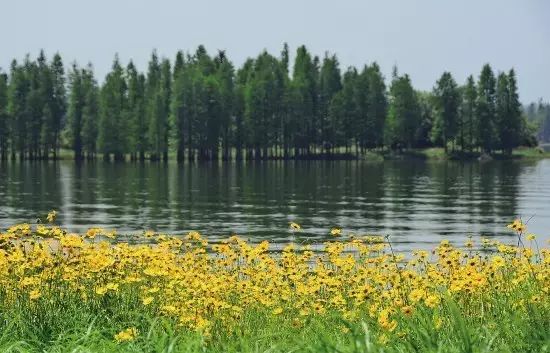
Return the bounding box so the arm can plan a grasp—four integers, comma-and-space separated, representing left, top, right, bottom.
0, 220, 548, 352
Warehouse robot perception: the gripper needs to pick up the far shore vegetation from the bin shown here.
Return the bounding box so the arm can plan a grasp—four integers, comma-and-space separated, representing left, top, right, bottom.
1, 45, 550, 163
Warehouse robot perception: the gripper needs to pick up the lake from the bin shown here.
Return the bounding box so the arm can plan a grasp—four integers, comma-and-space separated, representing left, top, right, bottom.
1, 159, 549, 250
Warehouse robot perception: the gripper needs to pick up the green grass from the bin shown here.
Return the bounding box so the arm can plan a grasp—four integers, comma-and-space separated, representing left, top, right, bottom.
0, 295, 548, 352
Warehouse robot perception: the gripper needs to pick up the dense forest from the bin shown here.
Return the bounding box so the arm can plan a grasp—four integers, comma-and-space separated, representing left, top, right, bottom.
0, 44, 542, 161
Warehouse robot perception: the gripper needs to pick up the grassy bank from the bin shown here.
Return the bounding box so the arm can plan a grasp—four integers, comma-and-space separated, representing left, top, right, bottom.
0, 219, 549, 352
378, 146, 550, 161
3, 146, 550, 162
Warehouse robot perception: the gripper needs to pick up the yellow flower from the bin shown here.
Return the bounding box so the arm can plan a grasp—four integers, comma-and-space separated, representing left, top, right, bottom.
507, 219, 526, 233
46, 210, 57, 223
526, 234, 536, 241
114, 327, 138, 343
401, 305, 414, 316
272, 307, 283, 315
330, 227, 342, 236
409, 289, 424, 303
142, 297, 154, 305
289, 222, 301, 231
106, 283, 119, 292
95, 286, 108, 296
491, 256, 505, 268
29, 290, 41, 300
425, 295, 440, 308
104, 230, 117, 239
86, 227, 104, 239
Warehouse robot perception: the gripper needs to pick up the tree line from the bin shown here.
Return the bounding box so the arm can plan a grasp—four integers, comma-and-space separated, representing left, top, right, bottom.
525, 101, 550, 143
0, 44, 536, 161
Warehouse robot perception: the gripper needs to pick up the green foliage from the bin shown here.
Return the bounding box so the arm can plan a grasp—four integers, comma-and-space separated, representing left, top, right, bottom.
476, 64, 497, 153
432, 72, 460, 152
0, 47, 539, 161
98, 55, 128, 160
385, 72, 421, 149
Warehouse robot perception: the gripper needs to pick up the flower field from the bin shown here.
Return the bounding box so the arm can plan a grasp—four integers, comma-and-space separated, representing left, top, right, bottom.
0, 216, 548, 352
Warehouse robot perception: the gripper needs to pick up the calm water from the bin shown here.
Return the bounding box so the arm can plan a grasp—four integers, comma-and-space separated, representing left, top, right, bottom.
1, 160, 549, 250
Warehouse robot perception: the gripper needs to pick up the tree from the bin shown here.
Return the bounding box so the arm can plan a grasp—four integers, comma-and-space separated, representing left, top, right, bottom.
98, 55, 128, 161
290, 45, 317, 157
234, 59, 254, 161
496, 69, 522, 155
354, 66, 370, 154
460, 76, 477, 152
0, 70, 8, 160
328, 68, 357, 153
144, 51, 160, 159
67, 64, 84, 159
243, 51, 285, 159
8, 59, 30, 159
431, 72, 459, 153
385, 72, 421, 149
126, 61, 146, 160
81, 64, 99, 159
365, 63, 387, 149
476, 64, 497, 153
214, 51, 235, 161
50, 53, 66, 158
318, 54, 342, 154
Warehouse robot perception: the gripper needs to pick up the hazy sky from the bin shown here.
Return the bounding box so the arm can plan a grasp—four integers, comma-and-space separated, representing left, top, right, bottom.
2, 0, 549, 102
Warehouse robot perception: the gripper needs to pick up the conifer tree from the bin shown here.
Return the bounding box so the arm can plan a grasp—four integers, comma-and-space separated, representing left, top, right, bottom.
365, 63, 387, 149
0, 71, 8, 160
67, 64, 84, 160
81, 64, 99, 159
318, 54, 342, 154
432, 72, 459, 153
496, 69, 522, 155
385, 73, 421, 149
98, 55, 127, 161
460, 76, 477, 152
476, 64, 497, 153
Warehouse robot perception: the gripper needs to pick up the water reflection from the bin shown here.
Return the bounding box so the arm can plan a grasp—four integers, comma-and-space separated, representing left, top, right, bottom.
0, 159, 548, 250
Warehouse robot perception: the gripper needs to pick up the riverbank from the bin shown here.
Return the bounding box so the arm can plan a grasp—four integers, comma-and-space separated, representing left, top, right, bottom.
0, 221, 548, 352
1, 146, 550, 163
375, 146, 550, 161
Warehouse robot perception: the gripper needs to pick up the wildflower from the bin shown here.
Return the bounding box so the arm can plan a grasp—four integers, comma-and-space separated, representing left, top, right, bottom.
29, 290, 41, 300
289, 222, 301, 231
401, 305, 414, 316
434, 317, 443, 330
330, 227, 342, 236
491, 256, 505, 268
46, 210, 57, 223
104, 230, 117, 239
142, 297, 154, 305
507, 219, 526, 233
272, 307, 283, 315
106, 283, 119, 292
526, 234, 536, 241
114, 327, 138, 343
425, 294, 440, 308
95, 286, 108, 295
86, 227, 104, 239
409, 289, 424, 303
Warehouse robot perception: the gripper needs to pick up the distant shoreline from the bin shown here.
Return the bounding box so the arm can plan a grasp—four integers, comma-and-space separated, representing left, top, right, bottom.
1, 146, 549, 162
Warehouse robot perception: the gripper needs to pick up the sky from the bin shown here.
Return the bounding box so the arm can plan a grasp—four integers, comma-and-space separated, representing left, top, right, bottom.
2, 0, 549, 103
